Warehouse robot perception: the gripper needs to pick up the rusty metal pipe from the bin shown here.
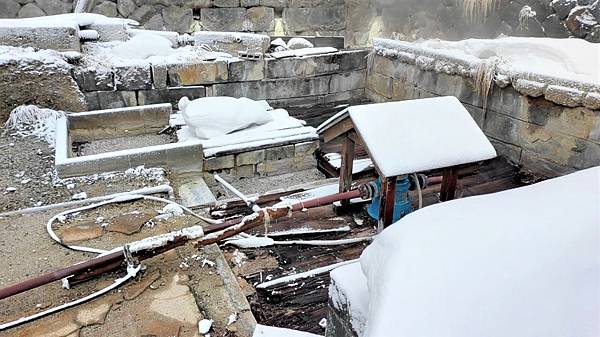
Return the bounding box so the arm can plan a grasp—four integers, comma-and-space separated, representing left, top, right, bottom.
0, 186, 367, 301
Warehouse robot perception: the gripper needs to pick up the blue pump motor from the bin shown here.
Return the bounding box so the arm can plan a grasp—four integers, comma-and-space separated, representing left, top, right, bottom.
367, 177, 414, 223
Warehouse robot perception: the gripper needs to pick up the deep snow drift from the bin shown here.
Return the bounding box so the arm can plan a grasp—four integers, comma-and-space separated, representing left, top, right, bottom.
359, 166, 599, 337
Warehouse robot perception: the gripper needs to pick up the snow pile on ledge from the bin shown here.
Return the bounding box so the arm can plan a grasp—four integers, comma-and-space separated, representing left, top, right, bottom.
180, 96, 273, 139
0, 13, 137, 29
111, 33, 175, 59
416, 37, 600, 83
0, 46, 70, 67
359, 166, 599, 337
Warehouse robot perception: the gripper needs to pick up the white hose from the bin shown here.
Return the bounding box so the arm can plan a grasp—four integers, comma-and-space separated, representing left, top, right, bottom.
0, 264, 140, 331
46, 194, 222, 255
413, 173, 423, 210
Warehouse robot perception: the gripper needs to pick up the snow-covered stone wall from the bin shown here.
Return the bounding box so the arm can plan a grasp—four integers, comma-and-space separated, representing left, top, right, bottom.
347, 0, 600, 46
1, 0, 597, 45
367, 39, 600, 178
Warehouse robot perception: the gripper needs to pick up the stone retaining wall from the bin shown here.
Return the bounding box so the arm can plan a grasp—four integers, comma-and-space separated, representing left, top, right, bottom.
2, 0, 597, 47
366, 52, 600, 178
76, 49, 369, 112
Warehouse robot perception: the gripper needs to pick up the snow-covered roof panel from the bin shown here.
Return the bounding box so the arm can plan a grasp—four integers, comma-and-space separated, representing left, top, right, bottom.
348, 96, 496, 177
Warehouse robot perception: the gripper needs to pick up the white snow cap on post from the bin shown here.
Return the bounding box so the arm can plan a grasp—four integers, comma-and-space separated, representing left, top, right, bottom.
359, 166, 600, 337
179, 96, 274, 140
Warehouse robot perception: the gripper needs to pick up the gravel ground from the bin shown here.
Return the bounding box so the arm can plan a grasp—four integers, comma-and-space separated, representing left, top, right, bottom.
0, 131, 169, 213
77, 133, 176, 156
210, 168, 326, 200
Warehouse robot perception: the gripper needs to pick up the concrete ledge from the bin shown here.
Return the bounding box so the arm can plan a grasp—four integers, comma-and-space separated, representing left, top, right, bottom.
68, 104, 172, 141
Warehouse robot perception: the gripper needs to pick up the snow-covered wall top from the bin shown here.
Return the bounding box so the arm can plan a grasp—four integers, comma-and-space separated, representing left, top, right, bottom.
373, 37, 600, 109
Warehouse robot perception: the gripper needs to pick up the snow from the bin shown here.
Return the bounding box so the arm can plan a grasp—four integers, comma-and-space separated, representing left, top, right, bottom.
329, 262, 369, 337
0, 13, 136, 29
111, 33, 175, 59
253, 325, 322, 337
348, 96, 497, 177
256, 259, 358, 289
198, 319, 213, 334
179, 97, 274, 140
323, 153, 373, 173
376, 37, 600, 84
359, 167, 600, 337
175, 107, 316, 157
128, 225, 204, 253
287, 37, 314, 50
274, 183, 366, 208
0, 46, 70, 68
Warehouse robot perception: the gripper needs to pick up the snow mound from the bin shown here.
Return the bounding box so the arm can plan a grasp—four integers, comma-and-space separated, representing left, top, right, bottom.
287, 37, 314, 50
4, 105, 65, 146
112, 33, 175, 59
415, 37, 600, 83
179, 96, 274, 140
360, 167, 600, 337
329, 262, 369, 336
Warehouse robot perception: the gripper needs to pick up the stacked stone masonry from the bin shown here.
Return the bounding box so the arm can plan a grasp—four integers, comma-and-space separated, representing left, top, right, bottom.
366, 53, 600, 178
202, 140, 319, 178
2, 0, 598, 46
74, 49, 368, 112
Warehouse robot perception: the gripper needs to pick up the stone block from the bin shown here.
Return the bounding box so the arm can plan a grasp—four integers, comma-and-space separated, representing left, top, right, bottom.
265, 145, 295, 160
212, 0, 239, 6
17, 3, 45, 18
289, 0, 344, 6
329, 71, 366, 93
167, 61, 228, 86
235, 149, 265, 165
35, 0, 71, 15
194, 31, 270, 54
260, 0, 286, 8
241, 0, 259, 6
294, 141, 319, 157
256, 157, 295, 176
73, 67, 114, 92
245, 6, 274, 31
234, 164, 256, 178
151, 64, 168, 89
168, 86, 207, 108
520, 150, 576, 178
0, 25, 80, 51
212, 75, 331, 99
228, 59, 265, 82
138, 89, 170, 106
0, 0, 21, 18
97, 91, 137, 110
266, 50, 367, 79
293, 155, 317, 170
114, 64, 152, 90
544, 85, 585, 107
162, 7, 193, 33
204, 155, 235, 171
84, 92, 101, 111
201, 8, 247, 31
490, 138, 522, 164
282, 6, 345, 32
367, 72, 393, 98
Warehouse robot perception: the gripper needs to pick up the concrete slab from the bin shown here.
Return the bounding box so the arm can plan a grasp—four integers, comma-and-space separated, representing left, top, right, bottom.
178, 176, 217, 208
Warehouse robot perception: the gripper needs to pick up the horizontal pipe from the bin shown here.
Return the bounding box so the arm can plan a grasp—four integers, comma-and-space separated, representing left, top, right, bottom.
0, 186, 367, 302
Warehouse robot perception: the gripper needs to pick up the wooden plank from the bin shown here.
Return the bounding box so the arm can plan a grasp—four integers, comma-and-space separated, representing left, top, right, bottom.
322, 117, 354, 143
339, 137, 355, 206
440, 166, 459, 201
380, 176, 397, 228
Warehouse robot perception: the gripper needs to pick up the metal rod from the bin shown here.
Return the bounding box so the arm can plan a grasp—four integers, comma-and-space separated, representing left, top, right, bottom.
0, 186, 367, 301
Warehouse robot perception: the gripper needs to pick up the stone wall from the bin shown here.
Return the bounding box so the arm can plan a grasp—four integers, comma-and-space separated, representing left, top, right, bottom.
366, 51, 600, 178
346, 0, 600, 46
78, 49, 368, 112
2, 0, 598, 46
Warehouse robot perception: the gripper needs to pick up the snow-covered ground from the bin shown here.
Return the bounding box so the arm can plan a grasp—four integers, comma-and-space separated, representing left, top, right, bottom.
354, 166, 599, 337
253, 324, 322, 337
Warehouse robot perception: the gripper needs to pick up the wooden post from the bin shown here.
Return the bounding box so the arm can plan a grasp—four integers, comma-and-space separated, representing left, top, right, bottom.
339, 137, 355, 206
379, 176, 397, 228
440, 166, 458, 201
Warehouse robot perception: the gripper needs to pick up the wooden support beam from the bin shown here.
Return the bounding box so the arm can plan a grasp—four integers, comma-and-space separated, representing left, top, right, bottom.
440, 166, 459, 201
339, 137, 355, 206
379, 176, 397, 228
